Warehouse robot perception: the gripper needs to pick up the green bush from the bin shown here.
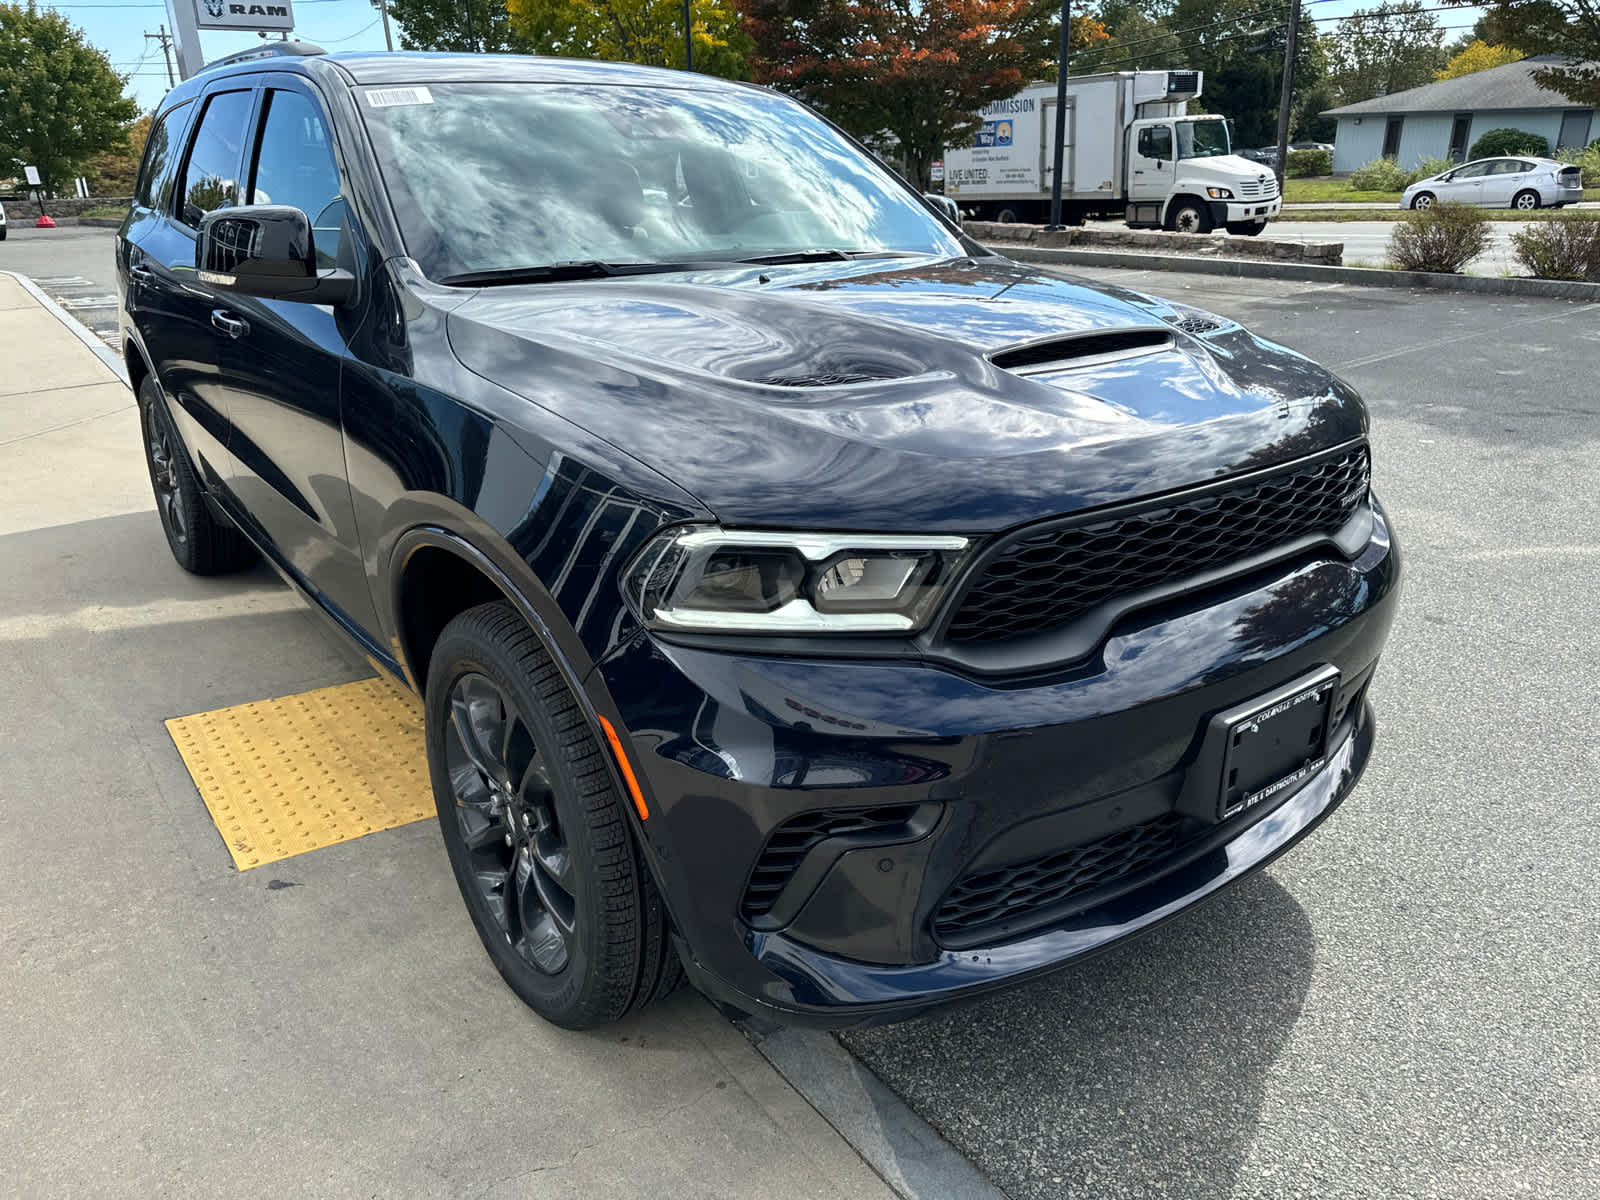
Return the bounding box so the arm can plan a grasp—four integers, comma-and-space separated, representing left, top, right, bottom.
1554, 139, 1600, 187
1348, 157, 1411, 192
1511, 216, 1600, 281
1407, 156, 1455, 186
1286, 148, 1331, 177
1467, 127, 1550, 161
1387, 202, 1492, 274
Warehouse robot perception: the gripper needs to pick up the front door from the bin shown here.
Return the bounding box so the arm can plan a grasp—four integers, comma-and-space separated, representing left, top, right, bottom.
1437, 160, 1490, 204
1129, 123, 1175, 202
216, 80, 381, 640
1480, 158, 1529, 206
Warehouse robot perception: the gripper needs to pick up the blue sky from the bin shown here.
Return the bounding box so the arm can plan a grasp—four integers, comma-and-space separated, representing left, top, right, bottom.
51, 0, 1490, 116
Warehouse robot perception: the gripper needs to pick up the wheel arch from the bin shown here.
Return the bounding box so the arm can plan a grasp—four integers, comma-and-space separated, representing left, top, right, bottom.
1162, 192, 1211, 229
124, 329, 154, 400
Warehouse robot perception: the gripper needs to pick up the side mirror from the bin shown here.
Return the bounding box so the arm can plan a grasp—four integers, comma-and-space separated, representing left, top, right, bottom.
923, 192, 961, 223
196, 205, 353, 306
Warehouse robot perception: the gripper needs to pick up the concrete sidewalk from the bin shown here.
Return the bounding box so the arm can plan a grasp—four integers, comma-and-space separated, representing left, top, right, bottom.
0, 273, 895, 1198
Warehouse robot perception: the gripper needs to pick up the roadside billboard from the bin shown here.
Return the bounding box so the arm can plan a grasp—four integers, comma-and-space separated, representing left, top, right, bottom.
947, 95, 1043, 198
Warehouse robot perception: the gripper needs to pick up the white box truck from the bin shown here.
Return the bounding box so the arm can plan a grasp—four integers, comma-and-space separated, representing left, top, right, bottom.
943, 70, 1282, 235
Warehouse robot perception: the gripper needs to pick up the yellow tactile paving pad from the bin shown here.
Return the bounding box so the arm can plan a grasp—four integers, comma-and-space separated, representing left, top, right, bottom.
166, 676, 433, 870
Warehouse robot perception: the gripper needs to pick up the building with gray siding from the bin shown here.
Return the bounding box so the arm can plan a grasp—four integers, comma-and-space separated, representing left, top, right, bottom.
1323, 56, 1596, 173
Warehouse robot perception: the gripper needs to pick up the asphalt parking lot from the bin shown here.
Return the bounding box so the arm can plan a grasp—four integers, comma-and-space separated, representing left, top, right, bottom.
4, 233, 1597, 1198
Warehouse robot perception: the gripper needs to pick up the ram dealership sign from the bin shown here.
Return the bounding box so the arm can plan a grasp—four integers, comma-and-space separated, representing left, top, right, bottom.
193, 0, 295, 31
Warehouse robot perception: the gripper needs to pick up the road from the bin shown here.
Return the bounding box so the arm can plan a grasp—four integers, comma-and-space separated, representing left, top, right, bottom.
844, 267, 1600, 1200
1081, 217, 1529, 272
0, 223, 121, 349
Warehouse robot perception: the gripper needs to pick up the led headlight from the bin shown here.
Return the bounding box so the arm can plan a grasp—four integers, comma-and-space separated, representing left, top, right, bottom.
1206, 187, 1234, 199
623, 527, 971, 634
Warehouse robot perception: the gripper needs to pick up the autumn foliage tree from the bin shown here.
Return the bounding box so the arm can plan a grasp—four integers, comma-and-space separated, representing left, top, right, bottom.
1434, 39, 1522, 81
505, 0, 753, 78
745, 0, 1107, 188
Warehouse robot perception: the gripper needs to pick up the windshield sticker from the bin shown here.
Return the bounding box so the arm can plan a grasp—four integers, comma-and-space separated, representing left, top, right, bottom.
366, 86, 434, 108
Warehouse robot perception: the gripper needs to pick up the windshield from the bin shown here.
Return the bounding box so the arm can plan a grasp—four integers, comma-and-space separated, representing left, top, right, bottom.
1176, 119, 1231, 160
358, 82, 963, 280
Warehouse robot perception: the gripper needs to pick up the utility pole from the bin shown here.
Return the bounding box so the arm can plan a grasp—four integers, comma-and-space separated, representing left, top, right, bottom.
145, 24, 177, 89
683, 0, 693, 71
1273, 0, 1302, 188
379, 0, 393, 51
463, 0, 475, 51
1047, 0, 1071, 229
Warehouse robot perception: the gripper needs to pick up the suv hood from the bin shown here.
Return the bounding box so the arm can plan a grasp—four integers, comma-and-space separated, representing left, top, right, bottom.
445, 255, 1365, 531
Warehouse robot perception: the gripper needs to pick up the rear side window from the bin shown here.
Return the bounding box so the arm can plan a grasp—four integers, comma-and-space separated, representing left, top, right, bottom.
178, 90, 255, 229
135, 101, 192, 212
250, 89, 346, 267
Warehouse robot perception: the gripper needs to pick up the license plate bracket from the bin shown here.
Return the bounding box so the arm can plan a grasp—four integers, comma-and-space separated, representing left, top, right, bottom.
1216, 668, 1338, 820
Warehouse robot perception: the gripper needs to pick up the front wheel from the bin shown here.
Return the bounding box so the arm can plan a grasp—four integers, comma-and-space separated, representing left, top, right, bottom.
425, 601, 681, 1029
1168, 201, 1213, 234
1225, 221, 1267, 236
1512, 190, 1540, 211
1410, 192, 1435, 211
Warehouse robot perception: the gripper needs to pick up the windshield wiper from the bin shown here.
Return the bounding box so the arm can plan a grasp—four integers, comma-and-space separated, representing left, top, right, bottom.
439, 260, 719, 287
734, 248, 922, 266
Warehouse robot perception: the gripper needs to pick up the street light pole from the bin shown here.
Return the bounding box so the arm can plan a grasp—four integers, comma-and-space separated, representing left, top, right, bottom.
464, 0, 475, 51
683, 0, 693, 71
1273, 0, 1302, 188
380, 0, 393, 52
1047, 0, 1071, 229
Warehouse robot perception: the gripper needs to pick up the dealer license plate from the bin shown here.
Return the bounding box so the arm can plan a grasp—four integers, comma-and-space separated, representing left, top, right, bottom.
1218, 671, 1338, 820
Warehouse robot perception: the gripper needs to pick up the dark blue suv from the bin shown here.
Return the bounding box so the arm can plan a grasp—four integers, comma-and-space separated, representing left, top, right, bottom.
119, 46, 1400, 1029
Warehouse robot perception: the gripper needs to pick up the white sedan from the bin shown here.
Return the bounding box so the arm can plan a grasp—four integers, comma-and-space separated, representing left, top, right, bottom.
1402, 156, 1584, 211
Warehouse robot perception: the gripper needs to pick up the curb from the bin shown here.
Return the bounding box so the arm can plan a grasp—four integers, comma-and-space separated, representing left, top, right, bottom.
79, 217, 126, 229
749, 1026, 1007, 1200
2, 270, 129, 384
986, 243, 1600, 301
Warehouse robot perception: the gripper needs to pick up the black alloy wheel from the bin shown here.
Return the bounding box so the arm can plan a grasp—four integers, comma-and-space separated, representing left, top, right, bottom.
443, 669, 577, 975
136, 374, 258, 574
425, 601, 681, 1028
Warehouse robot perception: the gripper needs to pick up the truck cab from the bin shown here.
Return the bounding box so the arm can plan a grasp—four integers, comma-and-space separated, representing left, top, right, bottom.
1124, 115, 1281, 234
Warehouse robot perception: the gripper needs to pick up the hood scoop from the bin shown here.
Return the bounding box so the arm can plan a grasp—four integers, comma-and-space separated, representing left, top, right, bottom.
992, 327, 1174, 376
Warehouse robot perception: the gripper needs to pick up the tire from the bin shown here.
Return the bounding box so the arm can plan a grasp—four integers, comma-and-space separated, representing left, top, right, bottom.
995, 207, 1018, 224
136, 374, 257, 574
1167, 200, 1212, 234
0, 226, 8, 240
1512, 189, 1540, 211
425, 601, 681, 1029
1410, 192, 1434, 211
1225, 221, 1267, 236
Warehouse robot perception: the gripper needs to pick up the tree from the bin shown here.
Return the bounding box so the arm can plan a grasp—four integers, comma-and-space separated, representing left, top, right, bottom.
86, 112, 152, 196
1448, 0, 1600, 106
744, 0, 1106, 188
505, 0, 753, 78
1325, 2, 1448, 105
0, 4, 137, 195
1435, 40, 1522, 80
370, 0, 529, 51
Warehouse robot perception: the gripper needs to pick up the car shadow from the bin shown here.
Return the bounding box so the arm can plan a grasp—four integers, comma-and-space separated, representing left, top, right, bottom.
839, 872, 1316, 1200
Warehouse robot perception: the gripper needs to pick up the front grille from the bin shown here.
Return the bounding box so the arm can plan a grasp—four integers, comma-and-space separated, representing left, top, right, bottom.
741, 804, 921, 919
1236, 176, 1280, 201
934, 813, 1185, 943
944, 445, 1369, 644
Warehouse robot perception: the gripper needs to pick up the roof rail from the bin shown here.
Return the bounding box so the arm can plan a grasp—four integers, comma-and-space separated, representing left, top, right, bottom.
201, 41, 326, 72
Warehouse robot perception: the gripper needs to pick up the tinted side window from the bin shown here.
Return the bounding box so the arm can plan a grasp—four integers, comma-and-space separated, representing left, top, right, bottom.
178, 90, 255, 229
1138, 126, 1172, 160
135, 101, 192, 211
250, 89, 345, 267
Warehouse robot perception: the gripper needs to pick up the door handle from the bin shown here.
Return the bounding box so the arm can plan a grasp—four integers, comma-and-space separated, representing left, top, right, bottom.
211, 309, 248, 339
130, 265, 156, 284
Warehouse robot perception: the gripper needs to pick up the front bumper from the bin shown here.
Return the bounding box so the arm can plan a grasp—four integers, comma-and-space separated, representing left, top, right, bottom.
593, 502, 1399, 1027
1217, 197, 1281, 225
